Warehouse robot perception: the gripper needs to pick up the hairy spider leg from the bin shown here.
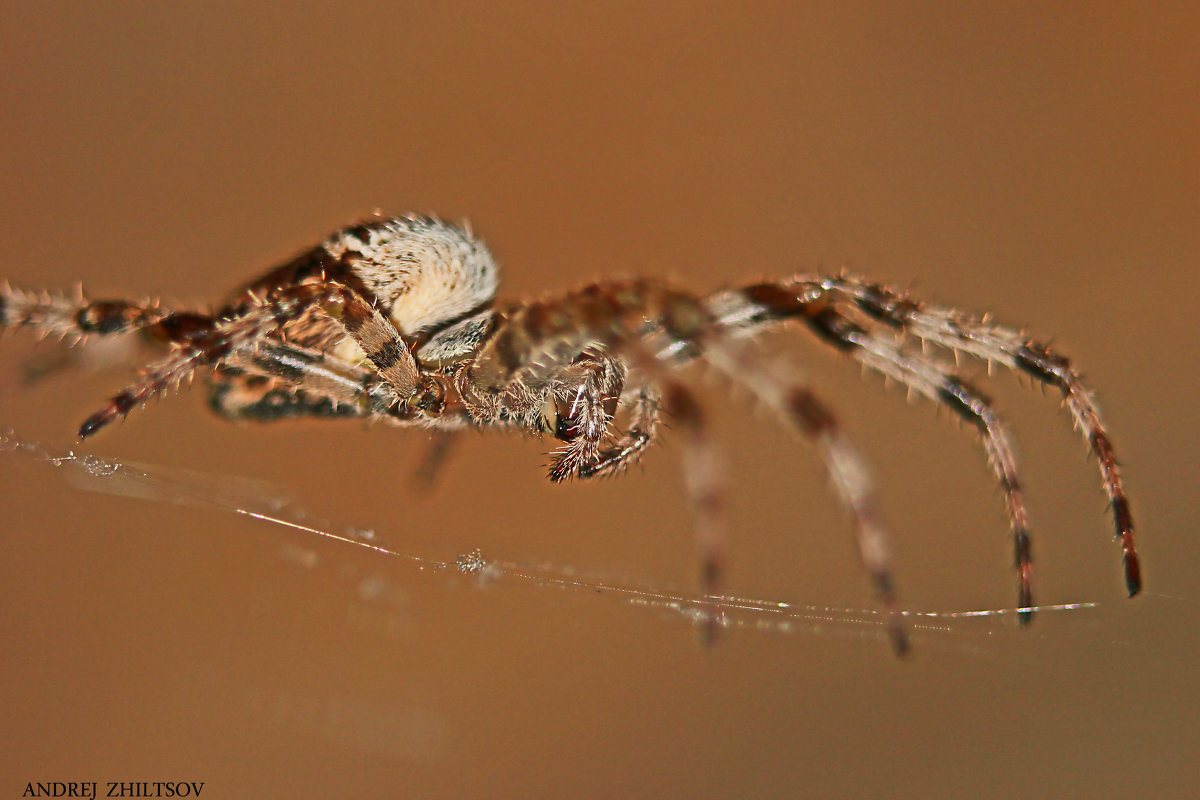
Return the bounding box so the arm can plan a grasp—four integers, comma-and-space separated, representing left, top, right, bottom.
0, 285, 170, 386
808, 300, 1034, 620
208, 367, 367, 422
209, 342, 477, 491
658, 377, 727, 641
0, 283, 168, 341
823, 277, 1141, 597
699, 281, 1060, 620
0, 282, 250, 399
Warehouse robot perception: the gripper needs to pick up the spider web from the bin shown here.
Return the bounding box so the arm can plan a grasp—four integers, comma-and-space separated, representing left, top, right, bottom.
0, 427, 1101, 657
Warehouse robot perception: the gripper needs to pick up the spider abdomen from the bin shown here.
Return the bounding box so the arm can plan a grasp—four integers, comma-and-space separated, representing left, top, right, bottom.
324, 215, 499, 338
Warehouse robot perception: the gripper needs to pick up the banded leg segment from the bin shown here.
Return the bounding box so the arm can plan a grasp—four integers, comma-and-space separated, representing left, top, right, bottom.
661, 378, 727, 614
702, 340, 909, 654
824, 277, 1141, 596
314, 285, 420, 397
0, 283, 223, 346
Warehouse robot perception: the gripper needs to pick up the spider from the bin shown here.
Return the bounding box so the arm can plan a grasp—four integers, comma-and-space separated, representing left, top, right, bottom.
0, 214, 1141, 652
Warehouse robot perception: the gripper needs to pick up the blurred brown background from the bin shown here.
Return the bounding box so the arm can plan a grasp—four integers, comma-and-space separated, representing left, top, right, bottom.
1, 2, 1197, 798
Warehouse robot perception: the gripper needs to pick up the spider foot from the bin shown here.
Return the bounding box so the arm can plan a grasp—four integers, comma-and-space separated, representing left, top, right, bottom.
870, 571, 909, 657
78, 391, 137, 438
1112, 497, 1142, 596
1123, 549, 1142, 597
1016, 528, 1034, 626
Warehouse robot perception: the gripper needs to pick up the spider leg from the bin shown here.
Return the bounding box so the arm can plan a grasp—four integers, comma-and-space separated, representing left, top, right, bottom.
210, 341, 402, 421
658, 376, 727, 640
618, 355, 728, 618
824, 277, 1141, 596
0, 284, 237, 403
0, 287, 136, 388
76, 295, 295, 437
207, 368, 368, 422
797, 304, 1035, 621
0, 283, 169, 341
309, 283, 421, 397
0, 282, 235, 357
702, 339, 908, 654
77, 281, 422, 438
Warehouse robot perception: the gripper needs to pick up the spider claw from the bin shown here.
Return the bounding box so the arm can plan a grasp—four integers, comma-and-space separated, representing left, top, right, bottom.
1014, 528, 1034, 618
1108, 496, 1141, 597
79, 389, 140, 439
79, 409, 113, 439
1018, 580, 1035, 626
701, 553, 722, 598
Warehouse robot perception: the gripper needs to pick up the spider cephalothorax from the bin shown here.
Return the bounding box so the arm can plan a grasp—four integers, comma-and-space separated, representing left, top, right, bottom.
0, 215, 1142, 652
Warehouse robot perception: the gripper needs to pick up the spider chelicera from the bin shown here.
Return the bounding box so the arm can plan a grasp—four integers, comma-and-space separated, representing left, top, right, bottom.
0, 215, 1141, 652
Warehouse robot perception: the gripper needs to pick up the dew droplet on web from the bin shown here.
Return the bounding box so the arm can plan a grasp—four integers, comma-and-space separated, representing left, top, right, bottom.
455, 548, 487, 574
